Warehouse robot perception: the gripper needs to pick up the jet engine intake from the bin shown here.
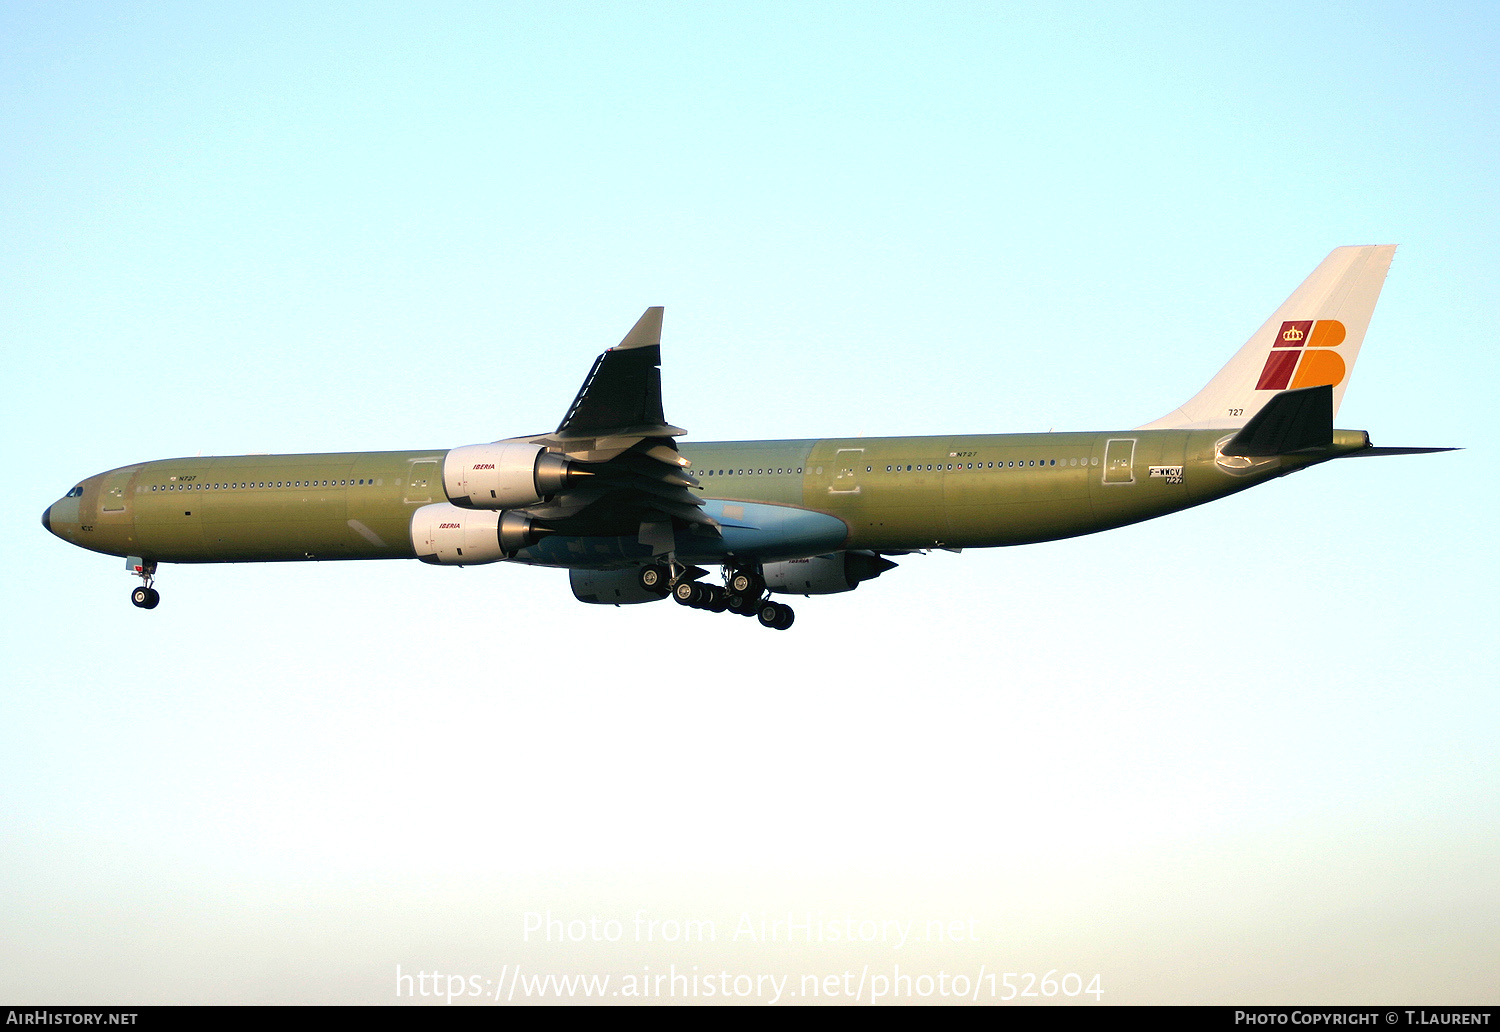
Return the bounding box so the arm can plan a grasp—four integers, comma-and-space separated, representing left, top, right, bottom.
763, 551, 897, 595
443, 441, 581, 509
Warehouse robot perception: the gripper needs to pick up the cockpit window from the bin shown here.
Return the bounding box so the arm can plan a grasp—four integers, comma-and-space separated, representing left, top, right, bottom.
66, 485, 84, 498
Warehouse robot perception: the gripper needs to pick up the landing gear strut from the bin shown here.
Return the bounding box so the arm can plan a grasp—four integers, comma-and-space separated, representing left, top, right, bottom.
129, 558, 160, 610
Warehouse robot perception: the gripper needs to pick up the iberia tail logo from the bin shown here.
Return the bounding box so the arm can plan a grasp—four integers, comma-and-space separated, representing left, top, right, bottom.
1255, 320, 1347, 391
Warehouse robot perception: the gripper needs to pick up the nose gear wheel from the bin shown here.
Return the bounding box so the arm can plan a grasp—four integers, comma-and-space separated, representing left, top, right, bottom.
129, 560, 160, 610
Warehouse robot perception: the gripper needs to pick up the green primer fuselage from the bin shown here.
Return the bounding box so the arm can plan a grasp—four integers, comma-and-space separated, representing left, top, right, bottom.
47, 429, 1371, 565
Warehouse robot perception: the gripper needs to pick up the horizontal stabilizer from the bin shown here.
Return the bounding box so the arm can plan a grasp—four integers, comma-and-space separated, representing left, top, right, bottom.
1220, 385, 1332, 457
1340, 446, 1460, 458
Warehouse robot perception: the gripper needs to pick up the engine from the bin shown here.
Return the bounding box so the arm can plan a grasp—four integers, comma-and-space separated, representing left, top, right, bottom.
762, 551, 897, 595
569, 568, 667, 605
443, 441, 580, 509
410, 503, 543, 565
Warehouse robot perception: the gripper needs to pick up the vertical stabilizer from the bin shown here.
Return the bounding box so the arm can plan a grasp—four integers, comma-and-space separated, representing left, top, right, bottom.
1139, 246, 1396, 430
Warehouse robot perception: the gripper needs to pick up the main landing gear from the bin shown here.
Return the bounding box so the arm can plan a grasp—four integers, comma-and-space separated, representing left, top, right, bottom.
638, 562, 794, 630
129, 558, 160, 610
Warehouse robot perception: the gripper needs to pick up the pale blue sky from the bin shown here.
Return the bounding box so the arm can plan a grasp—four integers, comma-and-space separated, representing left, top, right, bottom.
3, 1, 1496, 1005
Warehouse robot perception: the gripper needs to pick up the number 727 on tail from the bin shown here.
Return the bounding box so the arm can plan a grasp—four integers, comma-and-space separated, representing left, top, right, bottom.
42, 245, 1453, 629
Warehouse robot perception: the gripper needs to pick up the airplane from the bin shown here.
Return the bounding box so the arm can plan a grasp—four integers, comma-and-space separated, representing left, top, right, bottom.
42, 245, 1452, 630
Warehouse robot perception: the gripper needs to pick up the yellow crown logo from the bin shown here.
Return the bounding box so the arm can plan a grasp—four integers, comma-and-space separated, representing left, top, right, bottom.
1281, 326, 1304, 342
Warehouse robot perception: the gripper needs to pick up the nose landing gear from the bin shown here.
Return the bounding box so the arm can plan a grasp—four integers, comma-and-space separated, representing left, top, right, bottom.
128, 557, 160, 609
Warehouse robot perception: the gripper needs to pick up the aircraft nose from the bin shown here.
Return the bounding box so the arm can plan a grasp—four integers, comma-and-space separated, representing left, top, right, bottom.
42, 504, 53, 535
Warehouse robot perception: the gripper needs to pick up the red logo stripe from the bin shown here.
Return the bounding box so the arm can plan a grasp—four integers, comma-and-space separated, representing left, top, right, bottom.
1255, 349, 1300, 391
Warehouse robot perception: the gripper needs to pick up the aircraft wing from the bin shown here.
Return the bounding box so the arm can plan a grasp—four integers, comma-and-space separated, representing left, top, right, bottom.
523, 308, 717, 553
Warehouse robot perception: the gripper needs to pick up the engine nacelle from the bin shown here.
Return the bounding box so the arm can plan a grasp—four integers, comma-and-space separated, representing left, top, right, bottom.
443, 441, 578, 509
763, 551, 897, 595
410, 503, 543, 565
569, 568, 668, 605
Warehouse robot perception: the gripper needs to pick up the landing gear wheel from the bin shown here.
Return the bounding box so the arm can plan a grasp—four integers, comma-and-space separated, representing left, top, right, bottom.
726, 592, 758, 617
131, 586, 160, 609
701, 585, 729, 612
757, 600, 794, 630
638, 564, 670, 596
728, 569, 764, 598
672, 580, 701, 606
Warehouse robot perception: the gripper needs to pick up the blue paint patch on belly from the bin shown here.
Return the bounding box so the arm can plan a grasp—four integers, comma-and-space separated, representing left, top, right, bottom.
514, 501, 849, 569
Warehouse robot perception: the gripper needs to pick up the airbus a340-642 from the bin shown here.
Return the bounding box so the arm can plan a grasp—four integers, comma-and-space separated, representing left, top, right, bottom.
43, 246, 1450, 629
